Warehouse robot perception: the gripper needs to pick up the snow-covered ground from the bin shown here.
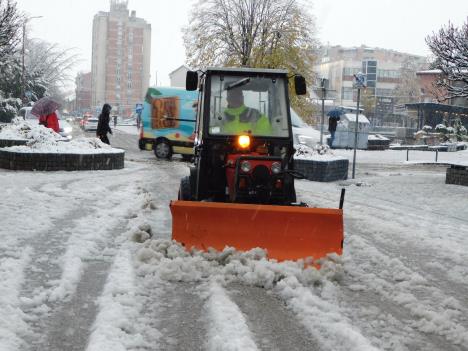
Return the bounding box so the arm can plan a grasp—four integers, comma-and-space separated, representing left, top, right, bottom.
0, 131, 467, 350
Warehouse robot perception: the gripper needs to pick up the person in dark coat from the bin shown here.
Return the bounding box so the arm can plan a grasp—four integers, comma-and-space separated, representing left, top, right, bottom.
328, 115, 340, 147
97, 103, 112, 145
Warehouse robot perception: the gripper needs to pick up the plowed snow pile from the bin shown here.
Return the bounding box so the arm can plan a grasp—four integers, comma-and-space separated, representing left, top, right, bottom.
0, 118, 122, 154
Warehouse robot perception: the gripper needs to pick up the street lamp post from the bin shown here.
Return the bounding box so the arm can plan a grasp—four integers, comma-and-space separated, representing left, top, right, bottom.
21, 16, 43, 105
352, 72, 366, 179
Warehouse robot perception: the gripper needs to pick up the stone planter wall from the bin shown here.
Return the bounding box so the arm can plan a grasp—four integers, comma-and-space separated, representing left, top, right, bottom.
0, 139, 27, 148
446, 165, 468, 186
0, 150, 124, 171
294, 158, 349, 182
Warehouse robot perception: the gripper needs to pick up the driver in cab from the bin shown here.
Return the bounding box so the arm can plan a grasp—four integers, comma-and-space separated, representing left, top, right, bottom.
221, 88, 271, 135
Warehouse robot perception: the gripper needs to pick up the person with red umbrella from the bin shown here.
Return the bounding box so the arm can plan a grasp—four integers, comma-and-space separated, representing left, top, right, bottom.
31, 97, 61, 133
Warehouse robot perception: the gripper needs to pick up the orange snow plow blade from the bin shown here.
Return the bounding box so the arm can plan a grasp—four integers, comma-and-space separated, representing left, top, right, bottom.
170, 201, 343, 262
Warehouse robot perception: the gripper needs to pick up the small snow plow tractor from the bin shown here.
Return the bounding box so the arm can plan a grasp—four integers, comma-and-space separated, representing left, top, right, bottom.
170, 67, 344, 262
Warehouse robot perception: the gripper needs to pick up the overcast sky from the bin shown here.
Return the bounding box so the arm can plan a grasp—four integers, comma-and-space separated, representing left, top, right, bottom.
18, 0, 468, 90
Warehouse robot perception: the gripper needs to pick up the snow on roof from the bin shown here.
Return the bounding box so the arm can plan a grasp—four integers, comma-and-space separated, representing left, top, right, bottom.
341, 113, 370, 124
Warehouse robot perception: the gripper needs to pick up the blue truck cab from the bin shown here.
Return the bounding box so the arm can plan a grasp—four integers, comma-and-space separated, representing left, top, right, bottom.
138, 87, 198, 160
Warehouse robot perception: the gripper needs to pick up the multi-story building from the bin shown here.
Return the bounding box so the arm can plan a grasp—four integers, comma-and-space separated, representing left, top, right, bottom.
75, 72, 92, 114
314, 45, 427, 107
91, 0, 151, 117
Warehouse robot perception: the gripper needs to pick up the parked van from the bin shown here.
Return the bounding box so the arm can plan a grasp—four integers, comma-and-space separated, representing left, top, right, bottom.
139, 87, 198, 160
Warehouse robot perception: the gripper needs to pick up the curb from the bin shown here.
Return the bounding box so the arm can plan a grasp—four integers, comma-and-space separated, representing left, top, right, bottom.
0, 149, 125, 171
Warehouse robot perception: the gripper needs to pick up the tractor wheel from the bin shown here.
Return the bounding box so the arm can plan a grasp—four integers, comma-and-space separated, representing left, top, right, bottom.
154, 139, 172, 159
178, 176, 192, 200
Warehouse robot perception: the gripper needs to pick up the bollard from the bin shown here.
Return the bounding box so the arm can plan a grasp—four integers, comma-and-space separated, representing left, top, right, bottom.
406, 149, 409, 161
436, 149, 438, 162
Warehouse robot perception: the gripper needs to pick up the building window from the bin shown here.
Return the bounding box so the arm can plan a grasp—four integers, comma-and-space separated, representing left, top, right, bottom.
376, 88, 393, 96
342, 87, 353, 100
127, 81, 132, 89
343, 67, 360, 76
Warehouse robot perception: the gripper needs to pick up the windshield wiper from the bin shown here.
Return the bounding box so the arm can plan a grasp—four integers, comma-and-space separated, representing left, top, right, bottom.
226, 77, 251, 90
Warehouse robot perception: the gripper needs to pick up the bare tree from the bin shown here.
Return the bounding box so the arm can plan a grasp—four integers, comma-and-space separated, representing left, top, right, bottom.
25, 39, 80, 97
0, 0, 23, 61
184, 0, 317, 117
392, 57, 427, 104
426, 19, 468, 101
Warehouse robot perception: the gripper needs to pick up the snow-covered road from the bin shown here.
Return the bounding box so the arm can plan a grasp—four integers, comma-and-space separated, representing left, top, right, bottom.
0, 130, 467, 350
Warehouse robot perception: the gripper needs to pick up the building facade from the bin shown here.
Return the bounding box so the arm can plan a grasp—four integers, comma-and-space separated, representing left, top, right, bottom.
91, 0, 151, 117
75, 72, 92, 114
314, 45, 427, 107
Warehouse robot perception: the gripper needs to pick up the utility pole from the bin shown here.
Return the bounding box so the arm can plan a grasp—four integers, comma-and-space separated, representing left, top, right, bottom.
319, 78, 327, 145
21, 22, 25, 104
313, 78, 334, 145
352, 72, 366, 179
21, 16, 43, 105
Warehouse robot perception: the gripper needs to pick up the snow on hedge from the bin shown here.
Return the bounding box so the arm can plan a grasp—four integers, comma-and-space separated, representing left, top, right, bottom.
294, 144, 346, 161
0, 118, 123, 154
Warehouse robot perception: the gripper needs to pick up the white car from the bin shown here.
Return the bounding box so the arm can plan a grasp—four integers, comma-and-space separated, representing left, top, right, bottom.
291, 108, 321, 148
83, 117, 99, 131
19, 107, 73, 140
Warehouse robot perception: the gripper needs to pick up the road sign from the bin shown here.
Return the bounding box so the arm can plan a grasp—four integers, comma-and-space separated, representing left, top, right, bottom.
353, 72, 367, 89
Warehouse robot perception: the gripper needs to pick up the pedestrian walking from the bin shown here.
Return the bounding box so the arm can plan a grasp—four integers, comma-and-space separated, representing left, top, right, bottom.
113, 115, 117, 127
97, 103, 112, 145
327, 108, 343, 148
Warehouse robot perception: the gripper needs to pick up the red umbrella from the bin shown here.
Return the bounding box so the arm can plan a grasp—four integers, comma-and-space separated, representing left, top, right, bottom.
31, 97, 61, 117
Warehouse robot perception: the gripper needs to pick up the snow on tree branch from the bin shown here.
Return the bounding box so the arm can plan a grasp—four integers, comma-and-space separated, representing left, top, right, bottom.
426, 19, 468, 101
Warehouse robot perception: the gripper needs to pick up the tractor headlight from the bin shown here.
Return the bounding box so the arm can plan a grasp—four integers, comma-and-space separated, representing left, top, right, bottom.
271, 162, 281, 174
240, 160, 252, 173
238, 135, 251, 149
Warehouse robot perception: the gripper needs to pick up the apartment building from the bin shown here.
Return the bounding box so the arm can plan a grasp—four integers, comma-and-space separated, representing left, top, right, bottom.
314, 45, 427, 107
91, 0, 151, 117
75, 72, 92, 114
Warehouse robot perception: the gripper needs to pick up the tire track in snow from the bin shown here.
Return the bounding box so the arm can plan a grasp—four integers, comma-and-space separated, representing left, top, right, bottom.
20, 175, 149, 350
227, 283, 321, 351
205, 281, 258, 351
150, 281, 207, 350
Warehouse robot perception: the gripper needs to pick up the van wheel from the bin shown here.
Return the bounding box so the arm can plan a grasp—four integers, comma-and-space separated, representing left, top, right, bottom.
154, 140, 172, 159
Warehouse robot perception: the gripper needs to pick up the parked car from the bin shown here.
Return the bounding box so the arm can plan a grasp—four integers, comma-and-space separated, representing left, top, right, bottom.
19, 107, 73, 140
83, 117, 99, 132
291, 108, 321, 148
57, 114, 73, 140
